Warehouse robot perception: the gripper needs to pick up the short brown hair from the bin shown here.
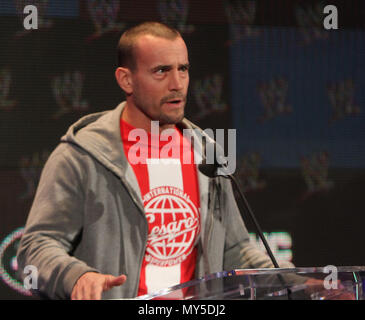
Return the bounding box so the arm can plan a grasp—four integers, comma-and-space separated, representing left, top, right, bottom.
117, 21, 181, 71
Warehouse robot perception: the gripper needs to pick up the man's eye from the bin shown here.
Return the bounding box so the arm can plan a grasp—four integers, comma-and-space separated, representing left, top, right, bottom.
155, 68, 167, 74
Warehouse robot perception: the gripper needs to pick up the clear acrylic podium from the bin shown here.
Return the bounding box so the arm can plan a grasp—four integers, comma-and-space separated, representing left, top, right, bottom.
136, 267, 365, 300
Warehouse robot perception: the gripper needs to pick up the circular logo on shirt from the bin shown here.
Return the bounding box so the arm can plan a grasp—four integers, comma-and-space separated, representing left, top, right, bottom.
143, 186, 200, 267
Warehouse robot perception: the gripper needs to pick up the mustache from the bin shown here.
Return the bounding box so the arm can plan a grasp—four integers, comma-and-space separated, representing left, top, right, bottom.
160, 93, 186, 105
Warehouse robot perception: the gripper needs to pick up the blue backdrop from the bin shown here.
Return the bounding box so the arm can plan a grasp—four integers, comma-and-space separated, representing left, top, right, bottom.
231, 27, 365, 168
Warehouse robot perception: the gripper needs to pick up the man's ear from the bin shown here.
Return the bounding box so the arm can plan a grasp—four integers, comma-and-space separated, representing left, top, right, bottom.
115, 67, 133, 95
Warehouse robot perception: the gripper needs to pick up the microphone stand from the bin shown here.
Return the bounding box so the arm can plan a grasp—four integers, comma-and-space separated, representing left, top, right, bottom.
228, 174, 280, 269
196, 137, 293, 299
224, 173, 293, 300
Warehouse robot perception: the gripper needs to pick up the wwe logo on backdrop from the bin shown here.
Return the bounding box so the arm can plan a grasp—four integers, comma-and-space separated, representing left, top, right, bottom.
14, 0, 52, 36
19, 150, 50, 200
257, 77, 292, 123
0, 69, 17, 111
236, 152, 266, 193
224, 0, 259, 45
300, 151, 333, 199
158, 0, 194, 34
327, 79, 361, 123
192, 74, 227, 121
86, 0, 125, 41
51, 72, 89, 119
295, 1, 328, 44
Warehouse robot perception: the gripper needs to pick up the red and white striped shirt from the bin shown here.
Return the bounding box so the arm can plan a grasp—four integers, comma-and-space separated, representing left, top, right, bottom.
120, 119, 200, 296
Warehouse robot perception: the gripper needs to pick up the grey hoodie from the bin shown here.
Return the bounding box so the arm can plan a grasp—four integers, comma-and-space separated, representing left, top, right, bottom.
17, 102, 294, 300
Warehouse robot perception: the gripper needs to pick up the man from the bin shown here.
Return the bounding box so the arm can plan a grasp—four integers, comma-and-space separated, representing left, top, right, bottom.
17, 22, 302, 300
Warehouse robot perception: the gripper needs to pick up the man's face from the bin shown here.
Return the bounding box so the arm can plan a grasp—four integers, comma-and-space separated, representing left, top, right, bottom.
130, 34, 189, 126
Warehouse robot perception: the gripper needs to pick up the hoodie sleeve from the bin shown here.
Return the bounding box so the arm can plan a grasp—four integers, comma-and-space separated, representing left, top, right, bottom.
16, 144, 100, 300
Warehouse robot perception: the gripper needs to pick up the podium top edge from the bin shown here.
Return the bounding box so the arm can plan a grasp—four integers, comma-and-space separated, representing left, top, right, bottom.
232, 266, 365, 275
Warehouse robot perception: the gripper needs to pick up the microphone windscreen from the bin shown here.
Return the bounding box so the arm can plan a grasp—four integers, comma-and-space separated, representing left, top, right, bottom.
198, 162, 218, 178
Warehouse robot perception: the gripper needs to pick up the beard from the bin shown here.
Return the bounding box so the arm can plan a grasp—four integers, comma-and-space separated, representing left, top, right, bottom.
158, 108, 185, 125
133, 90, 186, 126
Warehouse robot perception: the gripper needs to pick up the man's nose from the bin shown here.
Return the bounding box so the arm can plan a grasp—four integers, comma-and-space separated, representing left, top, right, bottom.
168, 70, 184, 91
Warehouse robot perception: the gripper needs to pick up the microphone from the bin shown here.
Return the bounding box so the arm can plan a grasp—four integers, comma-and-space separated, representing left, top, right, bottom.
198, 143, 293, 299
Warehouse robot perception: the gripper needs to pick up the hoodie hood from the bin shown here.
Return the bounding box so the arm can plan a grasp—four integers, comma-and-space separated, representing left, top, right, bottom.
61, 102, 128, 180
